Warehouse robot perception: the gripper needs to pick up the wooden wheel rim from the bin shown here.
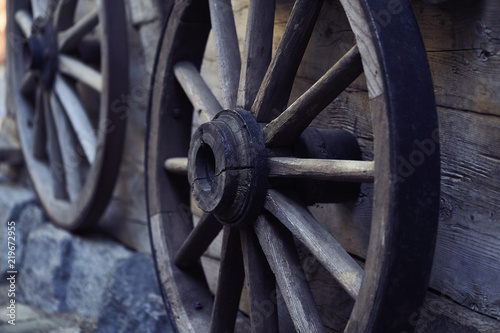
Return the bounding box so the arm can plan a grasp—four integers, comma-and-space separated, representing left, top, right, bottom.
7, 0, 128, 230
147, 0, 440, 332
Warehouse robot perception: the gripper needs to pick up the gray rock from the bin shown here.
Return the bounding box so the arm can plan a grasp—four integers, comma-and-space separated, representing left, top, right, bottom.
0, 203, 46, 276
65, 233, 131, 318
96, 252, 175, 333
18, 224, 74, 313
19, 224, 133, 318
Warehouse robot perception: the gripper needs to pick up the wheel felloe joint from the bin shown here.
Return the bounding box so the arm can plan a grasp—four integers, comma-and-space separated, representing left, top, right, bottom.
188, 109, 268, 226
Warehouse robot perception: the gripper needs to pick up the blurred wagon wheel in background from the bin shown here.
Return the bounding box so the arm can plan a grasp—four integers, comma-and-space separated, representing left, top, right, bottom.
6, 0, 128, 230
147, 0, 440, 332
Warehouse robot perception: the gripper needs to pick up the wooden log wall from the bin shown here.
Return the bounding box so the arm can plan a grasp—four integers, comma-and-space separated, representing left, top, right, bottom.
104, 0, 500, 331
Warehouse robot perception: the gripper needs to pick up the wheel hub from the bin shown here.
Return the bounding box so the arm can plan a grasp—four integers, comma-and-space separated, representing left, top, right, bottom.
188, 109, 268, 226
24, 17, 58, 88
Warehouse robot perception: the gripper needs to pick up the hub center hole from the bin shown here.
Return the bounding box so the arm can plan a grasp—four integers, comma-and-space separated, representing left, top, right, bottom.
195, 144, 216, 191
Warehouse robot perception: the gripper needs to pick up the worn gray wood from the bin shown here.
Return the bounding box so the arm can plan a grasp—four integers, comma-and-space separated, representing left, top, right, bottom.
58, 8, 99, 52
174, 213, 222, 269
252, 0, 323, 122
32, 87, 46, 159
59, 55, 103, 92
268, 157, 374, 182
53, 75, 96, 164
263, 45, 362, 147
43, 91, 67, 200
20, 71, 37, 97
14, 9, 32, 38
209, 0, 241, 109
164, 157, 188, 175
255, 214, 326, 333
49, 93, 83, 203
240, 226, 279, 333
209, 227, 244, 333
174, 61, 221, 122
265, 190, 363, 299
237, 0, 275, 110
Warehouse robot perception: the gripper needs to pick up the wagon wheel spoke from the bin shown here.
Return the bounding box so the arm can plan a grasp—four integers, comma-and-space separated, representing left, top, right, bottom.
252, 0, 323, 122
174, 213, 222, 269
15, 9, 33, 38
209, 227, 245, 333
43, 91, 68, 200
209, 0, 241, 108
237, 0, 275, 110
30, 0, 43, 18
33, 87, 46, 159
59, 55, 103, 92
20, 71, 37, 97
264, 46, 363, 146
254, 214, 325, 333
53, 0, 78, 31
54, 74, 97, 164
164, 157, 188, 175
240, 226, 279, 332
49, 93, 83, 202
265, 189, 363, 299
268, 157, 374, 183
174, 61, 221, 123
58, 8, 99, 52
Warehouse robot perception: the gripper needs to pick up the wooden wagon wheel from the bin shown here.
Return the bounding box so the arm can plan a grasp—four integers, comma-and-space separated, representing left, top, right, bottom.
6, 0, 128, 230
147, 0, 440, 332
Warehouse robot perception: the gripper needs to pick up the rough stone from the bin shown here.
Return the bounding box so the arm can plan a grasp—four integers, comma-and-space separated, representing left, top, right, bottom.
96, 252, 175, 333
19, 224, 134, 317
64, 232, 131, 318
18, 224, 74, 313
0, 203, 46, 277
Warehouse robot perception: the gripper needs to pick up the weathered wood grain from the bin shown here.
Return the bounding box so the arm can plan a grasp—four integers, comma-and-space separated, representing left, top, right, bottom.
252, 0, 323, 122
59, 55, 102, 92
255, 213, 326, 333
268, 157, 374, 182
411, 0, 500, 117
58, 8, 99, 52
174, 61, 221, 122
263, 45, 362, 147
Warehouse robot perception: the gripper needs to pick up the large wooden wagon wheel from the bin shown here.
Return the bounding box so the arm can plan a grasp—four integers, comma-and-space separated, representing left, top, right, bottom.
6, 0, 128, 230
147, 0, 440, 332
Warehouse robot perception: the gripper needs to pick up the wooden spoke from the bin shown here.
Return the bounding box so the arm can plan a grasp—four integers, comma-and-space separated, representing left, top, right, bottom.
264, 46, 363, 146
15, 10, 33, 38
59, 55, 103, 92
265, 190, 363, 299
174, 213, 223, 269
254, 214, 325, 333
252, 0, 323, 122
20, 71, 37, 97
43, 91, 68, 200
50, 93, 83, 202
54, 75, 97, 164
173, 61, 221, 123
208, 0, 241, 108
30, 0, 42, 18
241, 226, 278, 333
164, 157, 188, 175
237, 0, 276, 110
53, 0, 78, 31
209, 227, 245, 333
33, 87, 46, 159
268, 157, 374, 183
58, 8, 99, 52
